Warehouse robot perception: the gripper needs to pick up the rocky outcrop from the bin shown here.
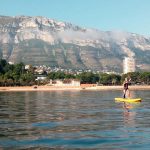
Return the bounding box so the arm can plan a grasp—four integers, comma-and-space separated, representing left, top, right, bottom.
0, 15, 150, 72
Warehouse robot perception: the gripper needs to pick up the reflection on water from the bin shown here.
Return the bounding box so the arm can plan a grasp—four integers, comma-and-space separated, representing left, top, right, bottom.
123, 102, 137, 127
0, 90, 150, 149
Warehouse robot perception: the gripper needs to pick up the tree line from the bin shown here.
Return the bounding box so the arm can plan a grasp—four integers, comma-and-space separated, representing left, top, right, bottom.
0, 59, 35, 86
0, 59, 150, 86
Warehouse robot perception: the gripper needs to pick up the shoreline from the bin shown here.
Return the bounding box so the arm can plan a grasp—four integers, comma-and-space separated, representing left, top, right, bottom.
0, 85, 150, 92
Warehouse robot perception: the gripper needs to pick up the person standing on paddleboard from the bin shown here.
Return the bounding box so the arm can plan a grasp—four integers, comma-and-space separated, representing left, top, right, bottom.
123, 77, 131, 98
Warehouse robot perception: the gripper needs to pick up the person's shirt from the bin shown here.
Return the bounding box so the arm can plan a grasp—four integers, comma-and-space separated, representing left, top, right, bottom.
123, 81, 129, 89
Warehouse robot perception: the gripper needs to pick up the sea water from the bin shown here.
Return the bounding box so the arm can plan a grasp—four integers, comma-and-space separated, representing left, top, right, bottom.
0, 90, 150, 149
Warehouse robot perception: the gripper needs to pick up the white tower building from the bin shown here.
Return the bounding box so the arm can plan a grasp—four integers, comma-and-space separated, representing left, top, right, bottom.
123, 57, 135, 74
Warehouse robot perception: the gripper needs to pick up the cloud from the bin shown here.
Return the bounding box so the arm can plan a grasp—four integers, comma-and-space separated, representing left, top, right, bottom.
56, 28, 105, 42
56, 28, 131, 43
106, 30, 130, 41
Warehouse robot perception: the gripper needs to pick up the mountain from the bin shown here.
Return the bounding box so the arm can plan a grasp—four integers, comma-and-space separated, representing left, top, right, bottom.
0, 15, 150, 72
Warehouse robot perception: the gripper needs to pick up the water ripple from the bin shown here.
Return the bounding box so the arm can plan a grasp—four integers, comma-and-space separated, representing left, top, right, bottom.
0, 90, 150, 149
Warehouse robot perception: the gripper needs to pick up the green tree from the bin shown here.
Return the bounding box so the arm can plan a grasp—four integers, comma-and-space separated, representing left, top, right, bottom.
20, 73, 35, 85
0, 59, 7, 74
139, 72, 150, 84
99, 73, 121, 85
14, 63, 25, 75
65, 73, 76, 79
77, 72, 99, 84
47, 71, 66, 80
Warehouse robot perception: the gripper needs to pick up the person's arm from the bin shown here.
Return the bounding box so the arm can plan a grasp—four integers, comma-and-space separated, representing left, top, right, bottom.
123, 80, 125, 85
128, 76, 131, 82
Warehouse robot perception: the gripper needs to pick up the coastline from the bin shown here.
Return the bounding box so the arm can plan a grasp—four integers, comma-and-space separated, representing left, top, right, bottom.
0, 85, 150, 92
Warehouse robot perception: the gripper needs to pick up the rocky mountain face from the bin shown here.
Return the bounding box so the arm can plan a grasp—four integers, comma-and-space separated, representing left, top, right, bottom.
0, 15, 150, 72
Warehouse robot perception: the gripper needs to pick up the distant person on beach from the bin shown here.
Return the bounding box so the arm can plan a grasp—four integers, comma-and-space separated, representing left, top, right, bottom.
123, 77, 131, 98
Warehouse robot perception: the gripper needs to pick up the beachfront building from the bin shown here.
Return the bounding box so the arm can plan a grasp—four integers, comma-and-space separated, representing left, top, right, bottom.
35, 75, 47, 81
123, 57, 135, 74
49, 79, 80, 87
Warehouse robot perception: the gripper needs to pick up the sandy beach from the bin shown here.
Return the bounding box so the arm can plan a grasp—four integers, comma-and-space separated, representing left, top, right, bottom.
0, 85, 150, 92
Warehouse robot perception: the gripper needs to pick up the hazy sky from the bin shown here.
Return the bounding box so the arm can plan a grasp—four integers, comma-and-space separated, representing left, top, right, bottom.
0, 0, 150, 36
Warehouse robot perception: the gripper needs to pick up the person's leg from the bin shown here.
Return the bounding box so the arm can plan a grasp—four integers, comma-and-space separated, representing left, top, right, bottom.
128, 89, 130, 97
123, 89, 127, 98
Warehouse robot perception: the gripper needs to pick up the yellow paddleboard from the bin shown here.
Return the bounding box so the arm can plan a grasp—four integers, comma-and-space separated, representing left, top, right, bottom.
115, 97, 142, 103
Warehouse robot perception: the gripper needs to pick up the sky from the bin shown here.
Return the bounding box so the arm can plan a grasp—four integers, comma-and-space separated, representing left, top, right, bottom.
0, 0, 150, 36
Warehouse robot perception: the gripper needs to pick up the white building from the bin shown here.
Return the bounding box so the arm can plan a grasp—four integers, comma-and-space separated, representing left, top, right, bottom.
123, 57, 135, 74
8, 61, 14, 65
25, 65, 30, 70
49, 79, 80, 87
